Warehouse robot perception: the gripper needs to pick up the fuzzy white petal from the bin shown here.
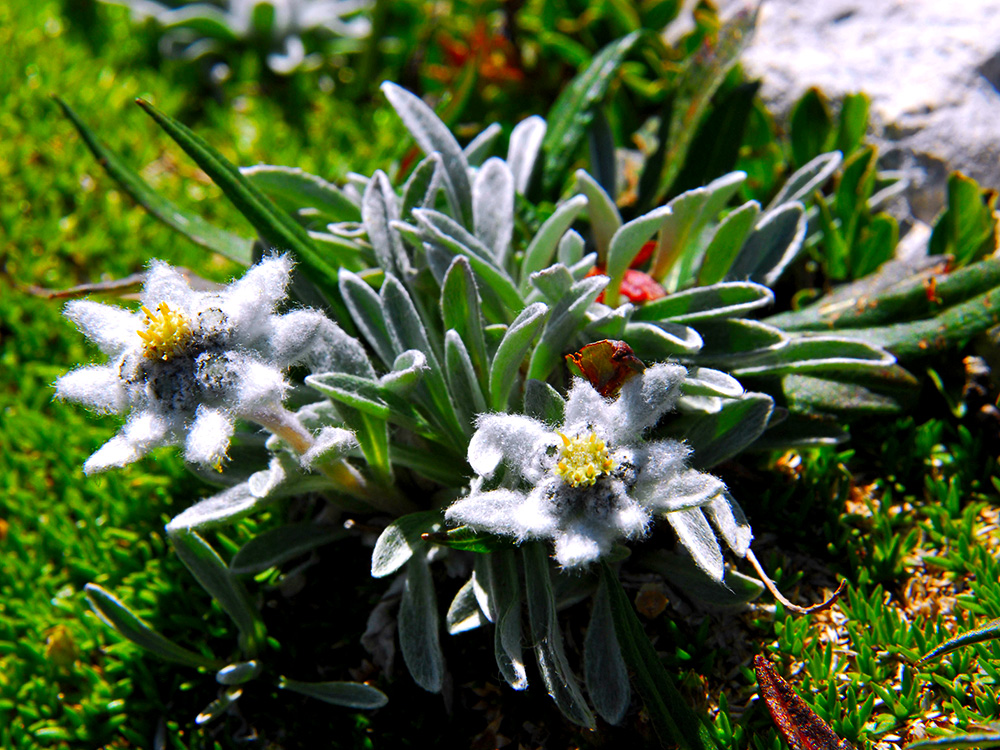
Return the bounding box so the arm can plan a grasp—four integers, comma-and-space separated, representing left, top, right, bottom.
184, 407, 234, 466
553, 521, 609, 568
141, 261, 199, 311
83, 410, 176, 474
445, 488, 531, 536
468, 414, 552, 481
629, 440, 692, 503
562, 377, 616, 433
233, 359, 288, 410
664, 507, 724, 581
610, 363, 687, 439
512, 480, 563, 538
265, 309, 340, 369
643, 468, 725, 513
56, 365, 130, 413
222, 254, 292, 332
84, 435, 141, 474
611, 495, 651, 539
64, 300, 141, 356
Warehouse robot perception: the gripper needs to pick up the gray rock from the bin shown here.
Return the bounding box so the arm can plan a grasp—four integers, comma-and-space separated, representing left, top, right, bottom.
720, 0, 1000, 224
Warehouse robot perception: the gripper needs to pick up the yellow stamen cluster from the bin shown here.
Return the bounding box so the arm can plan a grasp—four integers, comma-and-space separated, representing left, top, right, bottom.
555, 431, 615, 488
137, 302, 192, 360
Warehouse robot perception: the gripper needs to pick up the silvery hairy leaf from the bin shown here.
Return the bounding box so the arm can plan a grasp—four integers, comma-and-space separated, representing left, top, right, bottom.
507, 115, 546, 195
399, 555, 445, 693
381, 82, 473, 228
584, 575, 630, 724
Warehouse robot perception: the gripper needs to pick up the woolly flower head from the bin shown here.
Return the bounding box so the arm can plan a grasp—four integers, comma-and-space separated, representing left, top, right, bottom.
445, 364, 752, 572
56, 255, 342, 474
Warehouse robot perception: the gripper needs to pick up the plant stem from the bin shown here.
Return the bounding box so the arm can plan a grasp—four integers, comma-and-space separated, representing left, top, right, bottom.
250, 407, 416, 516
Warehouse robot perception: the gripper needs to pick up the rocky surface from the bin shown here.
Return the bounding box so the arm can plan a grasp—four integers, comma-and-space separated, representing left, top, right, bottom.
720, 0, 1000, 226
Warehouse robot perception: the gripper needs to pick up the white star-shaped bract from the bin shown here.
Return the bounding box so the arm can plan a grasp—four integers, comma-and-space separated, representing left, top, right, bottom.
56, 255, 346, 474
445, 364, 752, 573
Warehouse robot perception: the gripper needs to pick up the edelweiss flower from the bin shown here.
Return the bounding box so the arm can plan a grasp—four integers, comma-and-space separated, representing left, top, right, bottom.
445, 364, 752, 571
56, 255, 345, 474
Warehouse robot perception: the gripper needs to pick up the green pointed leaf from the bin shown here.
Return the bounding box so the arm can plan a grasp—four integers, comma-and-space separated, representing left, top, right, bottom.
524, 543, 596, 728
444, 330, 488, 432
605, 205, 672, 308
339, 269, 396, 368
919, 618, 1000, 663
489, 302, 548, 410
370, 511, 442, 578
84, 584, 221, 669
446, 577, 485, 634
306, 371, 435, 438
520, 195, 589, 291
216, 660, 262, 685
169, 530, 264, 656
473, 158, 516, 265
575, 169, 622, 261
789, 88, 833, 168
363, 170, 405, 278
633, 282, 773, 324
524, 379, 566, 426
767, 151, 842, 210
783, 373, 913, 416
851, 212, 898, 279
400, 153, 443, 220
528, 275, 607, 382
56, 98, 253, 265
622, 320, 702, 358
693, 318, 786, 356
399, 555, 445, 693
585, 575, 630, 725
541, 32, 642, 193
681, 367, 745, 399
382, 82, 473, 227
486, 549, 527, 690
230, 523, 347, 575
240, 165, 361, 225
279, 677, 388, 709
423, 525, 508, 554
670, 392, 774, 468
719, 336, 893, 377
134, 99, 341, 295
929, 171, 999, 267
414, 209, 524, 314
835, 93, 870, 156
599, 563, 721, 749
729, 202, 806, 287
464, 122, 502, 166
441, 257, 490, 395
697, 201, 760, 286
508, 115, 547, 194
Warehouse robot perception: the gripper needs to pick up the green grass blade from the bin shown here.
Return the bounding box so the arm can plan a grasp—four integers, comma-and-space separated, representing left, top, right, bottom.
84, 583, 221, 670
919, 618, 1000, 663
599, 562, 720, 749
133, 99, 340, 293
541, 32, 642, 194
55, 97, 254, 265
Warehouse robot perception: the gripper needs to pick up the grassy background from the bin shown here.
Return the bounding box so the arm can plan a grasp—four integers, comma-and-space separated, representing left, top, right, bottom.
4, 1, 1000, 748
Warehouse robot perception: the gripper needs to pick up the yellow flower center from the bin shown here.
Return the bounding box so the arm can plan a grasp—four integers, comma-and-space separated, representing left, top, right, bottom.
137, 302, 192, 360
555, 431, 615, 488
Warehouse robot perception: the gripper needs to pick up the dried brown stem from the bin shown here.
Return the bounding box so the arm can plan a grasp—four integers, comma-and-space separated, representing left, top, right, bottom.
745, 547, 846, 615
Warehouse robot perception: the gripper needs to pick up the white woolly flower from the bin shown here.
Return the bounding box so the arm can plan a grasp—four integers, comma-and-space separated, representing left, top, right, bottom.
56, 255, 345, 474
445, 364, 752, 573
